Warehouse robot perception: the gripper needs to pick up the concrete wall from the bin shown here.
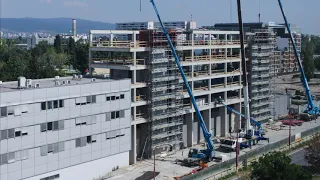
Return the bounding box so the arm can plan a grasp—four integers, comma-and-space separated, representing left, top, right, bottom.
0, 80, 131, 180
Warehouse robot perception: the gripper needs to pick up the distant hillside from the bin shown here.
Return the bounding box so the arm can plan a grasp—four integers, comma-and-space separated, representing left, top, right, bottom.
0, 18, 115, 33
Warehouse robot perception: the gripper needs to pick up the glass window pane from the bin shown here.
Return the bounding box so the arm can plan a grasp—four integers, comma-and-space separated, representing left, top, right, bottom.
41, 145, 48, 156
48, 122, 53, 131
1, 107, 7, 117
53, 121, 59, 130
106, 113, 111, 121
59, 100, 64, 108
92, 95, 96, 103
41, 123, 47, 132
53, 100, 58, 109
1, 130, 8, 140
111, 112, 115, 119
59, 121, 64, 130
86, 96, 91, 104
111, 96, 115, 100
116, 111, 120, 118
41, 102, 46, 110
120, 94, 124, 99
106, 96, 111, 101
47, 101, 52, 109
8, 129, 14, 138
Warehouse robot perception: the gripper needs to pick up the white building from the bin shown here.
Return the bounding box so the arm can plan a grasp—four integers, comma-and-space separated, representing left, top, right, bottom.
0, 76, 131, 180
27, 34, 55, 50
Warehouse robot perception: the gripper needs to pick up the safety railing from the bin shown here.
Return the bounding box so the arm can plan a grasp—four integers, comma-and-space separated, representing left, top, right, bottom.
91, 58, 146, 66
177, 40, 245, 47
91, 40, 148, 48
184, 54, 240, 62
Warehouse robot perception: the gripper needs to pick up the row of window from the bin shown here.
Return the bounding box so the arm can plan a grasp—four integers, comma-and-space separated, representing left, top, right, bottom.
106, 94, 125, 101
106, 130, 125, 140
75, 95, 97, 106
41, 100, 64, 111
75, 135, 97, 148
1, 128, 27, 140
0, 149, 29, 165
40, 120, 65, 132
40, 142, 65, 156
0, 105, 28, 118
75, 115, 97, 126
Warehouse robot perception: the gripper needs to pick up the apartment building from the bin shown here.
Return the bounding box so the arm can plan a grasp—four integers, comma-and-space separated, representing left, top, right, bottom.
116, 21, 197, 30
0, 76, 131, 180
89, 27, 244, 164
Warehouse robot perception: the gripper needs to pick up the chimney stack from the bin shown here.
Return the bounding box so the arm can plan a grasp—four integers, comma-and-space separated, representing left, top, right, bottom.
72, 19, 77, 40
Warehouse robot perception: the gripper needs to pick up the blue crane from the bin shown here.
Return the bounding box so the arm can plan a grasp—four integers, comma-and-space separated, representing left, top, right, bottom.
150, 0, 215, 161
278, 0, 320, 117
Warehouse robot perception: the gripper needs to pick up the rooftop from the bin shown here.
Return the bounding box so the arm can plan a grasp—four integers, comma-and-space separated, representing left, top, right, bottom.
0, 76, 124, 93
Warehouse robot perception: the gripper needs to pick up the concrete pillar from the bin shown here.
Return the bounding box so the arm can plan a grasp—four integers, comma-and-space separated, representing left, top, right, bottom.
219, 106, 228, 137
202, 110, 211, 142
110, 34, 114, 46
193, 113, 198, 145
186, 113, 194, 147
129, 124, 137, 164
89, 32, 93, 46
133, 70, 136, 84
133, 52, 137, 66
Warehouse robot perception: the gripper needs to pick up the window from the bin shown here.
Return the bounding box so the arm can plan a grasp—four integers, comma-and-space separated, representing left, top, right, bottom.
116, 96, 120, 100
86, 96, 92, 104
53, 121, 59, 131
41, 145, 48, 156
120, 110, 125, 118
21, 105, 28, 113
75, 118, 82, 126
111, 96, 116, 100
41, 123, 47, 132
40, 174, 60, 180
15, 130, 21, 137
75, 138, 81, 147
53, 100, 58, 109
21, 149, 28, 160
47, 101, 52, 110
92, 95, 96, 103
116, 111, 120, 118
53, 143, 59, 153
59, 121, 64, 130
87, 136, 92, 143
48, 144, 53, 153
59, 100, 64, 108
47, 122, 53, 131
1, 154, 8, 165
106, 112, 111, 121
106, 96, 111, 101
92, 135, 97, 143
111, 112, 115, 119
1, 107, 7, 117
7, 106, 14, 115
1, 130, 7, 140
81, 137, 87, 147
120, 94, 125, 99
8, 129, 14, 138
59, 142, 65, 152
41, 102, 46, 111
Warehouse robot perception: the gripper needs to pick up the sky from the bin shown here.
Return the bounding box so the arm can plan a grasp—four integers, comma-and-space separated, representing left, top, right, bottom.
0, 0, 319, 34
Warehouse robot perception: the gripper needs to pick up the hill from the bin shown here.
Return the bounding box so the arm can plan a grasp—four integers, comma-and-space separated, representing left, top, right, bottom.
0, 18, 115, 33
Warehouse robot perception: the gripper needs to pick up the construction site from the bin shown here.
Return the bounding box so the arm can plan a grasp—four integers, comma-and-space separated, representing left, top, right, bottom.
87, 1, 320, 179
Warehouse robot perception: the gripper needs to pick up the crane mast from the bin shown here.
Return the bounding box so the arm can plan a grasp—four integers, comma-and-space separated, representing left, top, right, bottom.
277, 0, 319, 115
150, 0, 214, 158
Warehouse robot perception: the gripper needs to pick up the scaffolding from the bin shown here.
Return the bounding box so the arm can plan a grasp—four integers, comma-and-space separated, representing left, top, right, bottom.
140, 30, 184, 157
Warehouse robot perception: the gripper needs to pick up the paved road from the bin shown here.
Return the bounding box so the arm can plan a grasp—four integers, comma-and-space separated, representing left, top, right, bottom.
291, 149, 309, 166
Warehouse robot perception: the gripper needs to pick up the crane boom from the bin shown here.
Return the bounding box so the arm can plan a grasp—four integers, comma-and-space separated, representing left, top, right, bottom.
150, 0, 214, 157
277, 0, 319, 115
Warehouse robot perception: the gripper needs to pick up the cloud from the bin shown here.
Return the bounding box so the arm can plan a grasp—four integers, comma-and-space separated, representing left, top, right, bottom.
63, 1, 88, 7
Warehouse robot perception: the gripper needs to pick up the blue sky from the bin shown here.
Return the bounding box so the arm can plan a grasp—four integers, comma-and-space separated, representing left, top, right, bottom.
1, 0, 319, 34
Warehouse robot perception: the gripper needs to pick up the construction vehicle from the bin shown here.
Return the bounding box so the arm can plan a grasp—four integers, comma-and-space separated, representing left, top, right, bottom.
150, 0, 216, 162
278, 0, 320, 118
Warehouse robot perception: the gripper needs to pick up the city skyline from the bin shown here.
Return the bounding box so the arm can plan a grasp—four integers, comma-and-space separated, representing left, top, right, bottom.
0, 0, 319, 34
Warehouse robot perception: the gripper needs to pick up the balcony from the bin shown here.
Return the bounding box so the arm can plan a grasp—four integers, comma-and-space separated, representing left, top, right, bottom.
91, 40, 147, 48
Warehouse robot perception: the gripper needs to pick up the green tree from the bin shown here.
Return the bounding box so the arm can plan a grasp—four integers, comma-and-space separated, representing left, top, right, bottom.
54, 34, 62, 53
251, 151, 312, 180
315, 57, 320, 71
302, 41, 315, 81
305, 133, 320, 172
74, 42, 89, 74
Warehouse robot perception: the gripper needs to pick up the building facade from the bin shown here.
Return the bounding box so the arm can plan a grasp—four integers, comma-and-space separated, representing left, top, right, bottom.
0, 76, 131, 180
27, 34, 55, 50
89, 27, 244, 164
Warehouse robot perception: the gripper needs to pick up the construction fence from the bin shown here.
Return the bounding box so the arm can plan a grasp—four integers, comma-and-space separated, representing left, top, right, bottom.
181, 124, 320, 180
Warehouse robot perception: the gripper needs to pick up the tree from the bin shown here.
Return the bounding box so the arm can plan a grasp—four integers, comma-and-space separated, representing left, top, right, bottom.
315, 57, 320, 71
54, 34, 62, 53
305, 133, 320, 172
251, 151, 312, 180
302, 41, 315, 81
73, 42, 89, 74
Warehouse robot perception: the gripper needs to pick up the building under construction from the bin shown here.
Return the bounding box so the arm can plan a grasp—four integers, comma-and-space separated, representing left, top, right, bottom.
89, 24, 244, 163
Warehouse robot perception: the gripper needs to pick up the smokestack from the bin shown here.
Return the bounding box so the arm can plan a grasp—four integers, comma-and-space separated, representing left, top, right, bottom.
72, 19, 76, 40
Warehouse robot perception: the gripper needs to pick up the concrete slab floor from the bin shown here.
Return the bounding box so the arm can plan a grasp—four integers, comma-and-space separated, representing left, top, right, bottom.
103, 119, 320, 180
